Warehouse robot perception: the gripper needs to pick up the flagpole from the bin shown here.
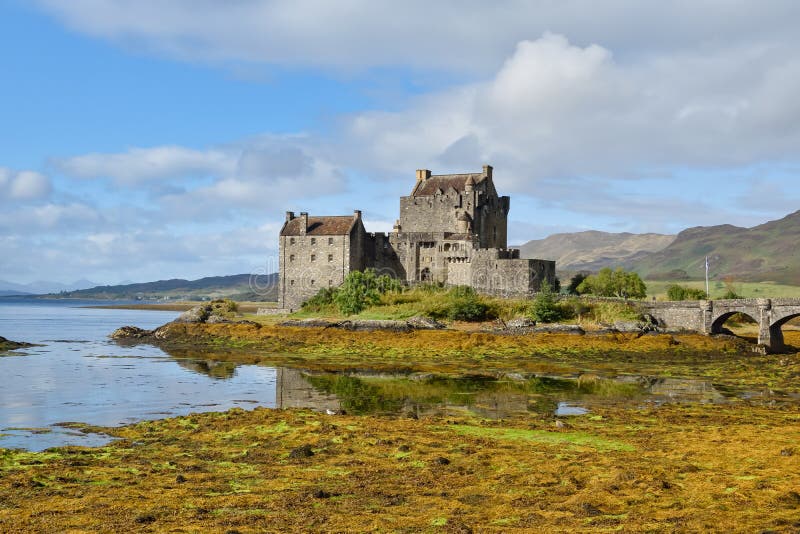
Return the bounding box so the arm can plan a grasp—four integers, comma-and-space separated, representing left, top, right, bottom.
705, 256, 709, 298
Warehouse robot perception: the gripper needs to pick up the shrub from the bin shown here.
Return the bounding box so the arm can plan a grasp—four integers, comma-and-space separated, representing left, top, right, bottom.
332, 269, 404, 315
666, 284, 707, 301
444, 286, 489, 321
530, 283, 562, 323
577, 267, 647, 299
721, 289, 743, 299
302, 287, 339, 312
209, 299, 238, 317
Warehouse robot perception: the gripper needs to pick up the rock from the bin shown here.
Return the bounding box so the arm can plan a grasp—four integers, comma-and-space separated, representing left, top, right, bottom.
533, 324, 585, 335
398, 444, 411, 453
173, 305, 211, 324
134, 513, 156, 524
279, 318, 337, 328
109, 326, 152, 340
289, 444, 315, 459
340, 320, 411, 332
507, 317, 536, 329
312, 489, 331, 499
613, 320, 644, 333
434, 456, 451, 465
406, 315, 445, 330
205, 314, 232, 324
175, 474, 187, 484
780, 448, 795, 457
579, 503, 603, 517
0, 335, 34, 350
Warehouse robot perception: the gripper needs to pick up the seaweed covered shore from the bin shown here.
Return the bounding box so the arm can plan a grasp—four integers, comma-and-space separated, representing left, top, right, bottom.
3, 303, 799, 532
2, 403, 799, 532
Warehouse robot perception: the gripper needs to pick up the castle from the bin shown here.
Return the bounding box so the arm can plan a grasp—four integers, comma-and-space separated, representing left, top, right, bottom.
278, 165, 556, 310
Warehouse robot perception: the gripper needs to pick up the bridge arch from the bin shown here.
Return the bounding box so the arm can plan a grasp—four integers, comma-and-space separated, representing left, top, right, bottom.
766, 312, 800, 350
710, 310, 759, 335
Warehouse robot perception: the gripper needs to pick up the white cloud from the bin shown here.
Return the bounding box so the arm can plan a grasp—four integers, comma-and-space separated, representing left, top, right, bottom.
341, 33, 800, 200
55, 146, 233, 184
32, 1, 800, 75
55, 135, 348, 222
0, 167, 52, 201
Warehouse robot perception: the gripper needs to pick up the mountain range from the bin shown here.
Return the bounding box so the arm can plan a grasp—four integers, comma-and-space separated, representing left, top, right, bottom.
520, 209, 800, 284
7, 274, 279, 301
518, 231, 676, 273
6, 209, 800, 300
0, 279, 99, 296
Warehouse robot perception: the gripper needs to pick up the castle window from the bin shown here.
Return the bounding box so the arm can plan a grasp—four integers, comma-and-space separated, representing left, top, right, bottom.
289, 254, 295, 262
311, 279, 315, 286
290, 280, 295, 286
311, 254, 316, 262
290, 237, 295, 245
311, 238, 316, 245
328, 254, 334, 262
328, 237, 334, 245
328, 279, 333, 286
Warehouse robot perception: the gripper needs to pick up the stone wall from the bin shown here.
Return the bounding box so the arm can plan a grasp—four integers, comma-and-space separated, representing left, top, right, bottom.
447, 249, 556, 298
279, 215, 366, 310
638, 301, 709, 331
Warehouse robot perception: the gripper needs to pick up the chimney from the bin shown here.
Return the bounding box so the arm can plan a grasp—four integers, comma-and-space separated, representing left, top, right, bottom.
285, 211, 295, 222
299, 212, 308, 235
483, 164, 493, 179
416, 169, 431, 182
353, 209, 362, 220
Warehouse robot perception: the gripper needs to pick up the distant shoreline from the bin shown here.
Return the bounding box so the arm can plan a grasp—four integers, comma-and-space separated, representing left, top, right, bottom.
85, 302, 275, 313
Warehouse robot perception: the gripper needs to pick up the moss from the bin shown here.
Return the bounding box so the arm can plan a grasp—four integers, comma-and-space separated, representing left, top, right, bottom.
1, 404, 798, 531
447, 424, 636, 452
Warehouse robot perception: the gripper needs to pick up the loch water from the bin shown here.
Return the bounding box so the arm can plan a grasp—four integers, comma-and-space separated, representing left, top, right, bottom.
0, 298, 784, 451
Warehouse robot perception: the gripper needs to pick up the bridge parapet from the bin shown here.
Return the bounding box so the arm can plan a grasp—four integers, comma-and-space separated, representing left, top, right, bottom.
639, 297, 800, 352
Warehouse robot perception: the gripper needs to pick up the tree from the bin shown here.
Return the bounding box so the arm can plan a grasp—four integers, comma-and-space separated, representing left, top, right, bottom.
333, 269, 402, 315
576, 267, 647, 299
530, 283, 562, 323
666, 284, 707, 301
566, 273, 588, 295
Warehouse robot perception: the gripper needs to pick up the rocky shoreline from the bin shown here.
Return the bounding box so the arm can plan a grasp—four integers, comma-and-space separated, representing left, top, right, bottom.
0, 335, 34, 351
111, 301, 692, 345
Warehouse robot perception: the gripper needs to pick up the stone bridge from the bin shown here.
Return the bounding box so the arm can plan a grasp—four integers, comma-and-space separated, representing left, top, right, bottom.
639, 298, 800, 352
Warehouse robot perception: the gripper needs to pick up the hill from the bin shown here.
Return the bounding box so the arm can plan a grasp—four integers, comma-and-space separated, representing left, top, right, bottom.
518, 231, 675, 272
626, 210, 800, 284
50, 273, 279, 301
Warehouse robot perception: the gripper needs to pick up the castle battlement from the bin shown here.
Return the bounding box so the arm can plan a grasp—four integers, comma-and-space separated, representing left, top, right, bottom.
278, 166, 555, 310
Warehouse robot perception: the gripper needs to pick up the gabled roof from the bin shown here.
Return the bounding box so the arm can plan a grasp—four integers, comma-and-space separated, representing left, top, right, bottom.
281, 215, 357, 236
411, 173, 484, 197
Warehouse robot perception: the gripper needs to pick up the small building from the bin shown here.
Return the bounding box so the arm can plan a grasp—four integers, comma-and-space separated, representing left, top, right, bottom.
278, 165, 555, 310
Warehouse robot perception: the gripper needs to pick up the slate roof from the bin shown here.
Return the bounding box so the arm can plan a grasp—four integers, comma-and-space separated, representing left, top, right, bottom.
281, 215, 357, 236
412, 173, 483, 196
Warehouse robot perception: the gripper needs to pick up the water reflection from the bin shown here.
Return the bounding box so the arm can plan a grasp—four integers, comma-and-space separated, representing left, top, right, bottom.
175, 359, 238, 379
160, 356, 772, 421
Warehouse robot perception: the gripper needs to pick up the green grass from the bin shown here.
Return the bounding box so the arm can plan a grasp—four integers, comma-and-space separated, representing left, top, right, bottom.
446, 424, 635, 452
646, 280, 800, 299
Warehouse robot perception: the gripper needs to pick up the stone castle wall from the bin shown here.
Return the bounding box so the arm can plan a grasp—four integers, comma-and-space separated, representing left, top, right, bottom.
449, 249, 556, 297
278, 165, 555, 309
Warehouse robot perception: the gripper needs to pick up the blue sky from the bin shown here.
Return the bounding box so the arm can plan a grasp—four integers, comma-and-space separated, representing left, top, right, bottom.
2, 1, 800, 285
